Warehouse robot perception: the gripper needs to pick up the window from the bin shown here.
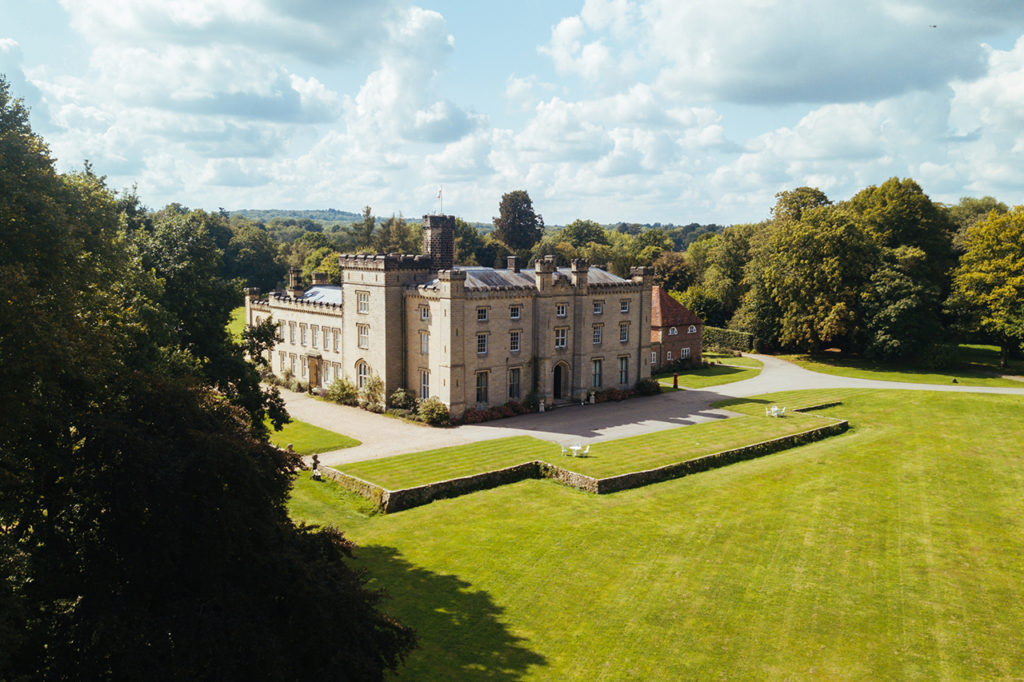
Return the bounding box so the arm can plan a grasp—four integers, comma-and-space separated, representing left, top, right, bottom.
592, 359, 603, 388
510, 305, 521, 320
619, 322, 629, 343
312, 325, 319, 348
620, 300, 630, 313
356, 361, 369, 389
477, 307, 488, 321
279, 351, 286, 372
556, 303, 567, 317
301, 355, 308, 378
593, 325, 603, 345
668, 326, 678, 336
333, 329, 339, 352
688, 325, 697, 334
275, 322, 284, 341
508, 368, 521, 400
357, 324, 369, 349
681, 347, 691, 359
420, 370, 430, 400
420, 305, 429, 320
555, 327, 568, 349
667, 350, 672, 361
619, 357, 629, 384
593, 301, 603, 315
477, 333, 488, 355
420, 331, 429, 354
357, 291, 369, 313
476, 372, 489, 404
300, 324, 308, 346
510, 330, 521, 353
289, 354, 297, 375
651, 351, 657, 365
289, 322, 297, 344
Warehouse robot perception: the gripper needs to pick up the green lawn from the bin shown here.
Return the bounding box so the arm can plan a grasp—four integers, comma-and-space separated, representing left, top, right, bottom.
228, 305, 246, 342
784, 344, 1024, 387
339, 436, 556, 489
335, 413, 834, 488
704, 351, 764, 368
655, 362, 761, 390
290, 389, 1024, 679
267, 418, 360, 455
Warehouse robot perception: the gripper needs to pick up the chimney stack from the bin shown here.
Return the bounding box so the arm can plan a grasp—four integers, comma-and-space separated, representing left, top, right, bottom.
507, 255, 520, 273
312, 271, 328, 286
288, 267, 304, 298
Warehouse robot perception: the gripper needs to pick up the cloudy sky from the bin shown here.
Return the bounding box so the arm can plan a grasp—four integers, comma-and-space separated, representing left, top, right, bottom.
3, 1, 1024, 225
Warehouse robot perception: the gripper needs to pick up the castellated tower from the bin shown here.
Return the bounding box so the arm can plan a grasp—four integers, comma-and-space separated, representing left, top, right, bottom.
422, 214, 455, 270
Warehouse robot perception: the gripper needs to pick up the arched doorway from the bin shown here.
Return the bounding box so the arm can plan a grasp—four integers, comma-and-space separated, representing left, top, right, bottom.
553, 362, 569, 400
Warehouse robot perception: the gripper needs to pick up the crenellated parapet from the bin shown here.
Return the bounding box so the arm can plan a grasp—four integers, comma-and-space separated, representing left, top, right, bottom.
337, 253, 435, 271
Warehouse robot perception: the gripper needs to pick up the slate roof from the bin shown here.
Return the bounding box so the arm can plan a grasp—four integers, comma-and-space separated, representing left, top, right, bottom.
651, 285, 703, 327
420, 265, 630, 291
298, 285, 343, 304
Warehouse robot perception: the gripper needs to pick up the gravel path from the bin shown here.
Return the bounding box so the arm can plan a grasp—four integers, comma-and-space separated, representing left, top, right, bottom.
289, 354, 1024, 467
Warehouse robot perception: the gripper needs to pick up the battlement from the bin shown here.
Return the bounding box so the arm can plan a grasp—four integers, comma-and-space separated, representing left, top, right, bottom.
337, 253, 435, 271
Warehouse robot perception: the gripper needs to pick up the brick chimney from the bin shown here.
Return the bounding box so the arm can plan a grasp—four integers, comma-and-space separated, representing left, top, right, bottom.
422, 214, 455, 270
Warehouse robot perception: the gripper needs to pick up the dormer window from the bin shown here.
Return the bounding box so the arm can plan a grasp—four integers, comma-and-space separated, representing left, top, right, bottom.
688, 324, 697, 334
669, 326, 678, 336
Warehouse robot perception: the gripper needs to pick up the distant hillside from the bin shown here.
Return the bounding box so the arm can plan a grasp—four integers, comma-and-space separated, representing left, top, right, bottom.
230, 208, 362, 223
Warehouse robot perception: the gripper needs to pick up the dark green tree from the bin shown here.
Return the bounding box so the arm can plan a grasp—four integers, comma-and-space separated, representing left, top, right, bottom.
225, 221, 285, 291
493, 190, 543, 251
771, 187, 831, 222
651, 250, 693, 292
453, 217, 485, 265
0, 78, 414, 679
348, 205, 376, 250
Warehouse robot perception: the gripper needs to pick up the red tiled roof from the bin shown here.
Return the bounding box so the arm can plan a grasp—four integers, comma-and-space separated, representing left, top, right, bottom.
651, 285, 703, 328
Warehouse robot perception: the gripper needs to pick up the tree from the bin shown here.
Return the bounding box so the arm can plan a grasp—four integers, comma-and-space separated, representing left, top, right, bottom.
225, 221, 285, 291
453, 217, 485, 265
348, 205, 376, 250
947, 196, 1008, 251
746, 205, 879, 352
493, 190, 543, 251
949, 206, 1024, 367
0, 78, 414, 679
560, 218, 609, 247
651, 251, 693, 291
771, 187, 831, 222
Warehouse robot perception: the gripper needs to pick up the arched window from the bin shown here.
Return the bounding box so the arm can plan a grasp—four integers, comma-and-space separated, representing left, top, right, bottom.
668, 326, 677, 335
688, 325, 697, 334
356, 361, 369, 389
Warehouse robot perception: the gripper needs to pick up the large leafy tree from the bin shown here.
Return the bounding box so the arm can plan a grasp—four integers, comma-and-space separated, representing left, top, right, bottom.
0, 78, 414, 679
950, 206, 1024, 367
560, 218, 609, 247
493, 190, 543, 251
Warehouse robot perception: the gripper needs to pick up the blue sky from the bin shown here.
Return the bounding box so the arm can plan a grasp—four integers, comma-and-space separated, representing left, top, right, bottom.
3, 1, 1024, 225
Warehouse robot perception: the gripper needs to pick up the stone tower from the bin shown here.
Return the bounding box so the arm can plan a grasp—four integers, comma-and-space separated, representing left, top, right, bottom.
422, 214, 455, 270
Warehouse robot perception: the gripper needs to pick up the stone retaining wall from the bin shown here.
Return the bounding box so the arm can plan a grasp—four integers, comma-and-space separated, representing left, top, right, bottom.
323, 411, 849, 513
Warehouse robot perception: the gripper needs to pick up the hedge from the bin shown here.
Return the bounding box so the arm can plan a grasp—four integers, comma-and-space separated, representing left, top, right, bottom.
704, 325, 754, 351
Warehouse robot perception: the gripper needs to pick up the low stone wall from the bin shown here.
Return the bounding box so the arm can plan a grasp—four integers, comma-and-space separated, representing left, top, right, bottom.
326, 414, 850, 512
378, 462, 542, 513
595, 419, 848, 494
317, 467, 388, 508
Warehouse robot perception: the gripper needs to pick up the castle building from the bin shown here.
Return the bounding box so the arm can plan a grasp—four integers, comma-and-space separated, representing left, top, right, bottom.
245, 215, 653, 416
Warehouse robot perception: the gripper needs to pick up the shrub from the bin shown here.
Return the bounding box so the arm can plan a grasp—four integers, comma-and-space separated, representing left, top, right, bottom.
358, 375, 385, 412
417, 396, 451, 426
915, 343, 957, 370
386, 408, 414, 419
326, 377, 358, 405
504, 400, 528, 415
461, 408, 489, 424
389, 387, 417, 410
635, 377, 661, 395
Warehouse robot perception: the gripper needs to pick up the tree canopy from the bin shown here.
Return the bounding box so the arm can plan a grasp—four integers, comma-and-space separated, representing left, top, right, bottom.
0, 77, 414, 680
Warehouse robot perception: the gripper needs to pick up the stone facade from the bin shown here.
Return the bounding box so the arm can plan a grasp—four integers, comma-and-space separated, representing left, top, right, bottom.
247, 215, 653, 417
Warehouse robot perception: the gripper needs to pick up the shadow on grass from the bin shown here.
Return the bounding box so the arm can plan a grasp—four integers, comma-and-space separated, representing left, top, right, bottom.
356, 545, 548, 680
